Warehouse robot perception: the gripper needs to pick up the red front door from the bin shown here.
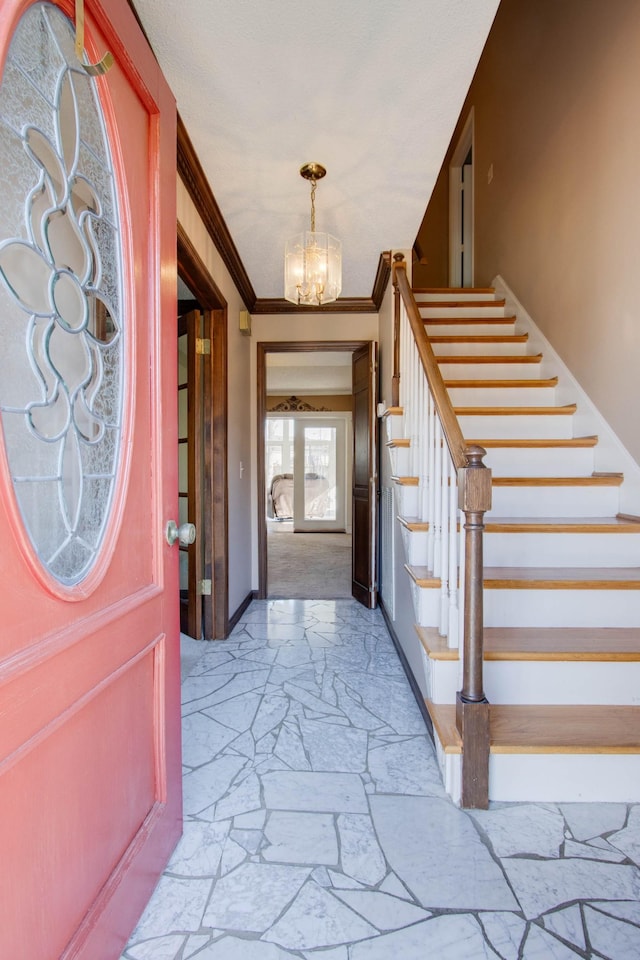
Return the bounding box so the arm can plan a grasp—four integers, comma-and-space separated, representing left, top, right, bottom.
0, 2, 180, 957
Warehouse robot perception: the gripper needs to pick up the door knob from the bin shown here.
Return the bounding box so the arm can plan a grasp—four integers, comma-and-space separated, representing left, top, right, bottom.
166, 520, 196, 546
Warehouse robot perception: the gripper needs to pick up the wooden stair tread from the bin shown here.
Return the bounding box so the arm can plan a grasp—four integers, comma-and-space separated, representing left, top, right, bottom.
398, 516, 429, 532
382, 406, 403, 417
413, 287, 496, 294
425, 316, 515, 325
471, 436, 598, 448
391, 475, 418, 486
416, 624, 640, 662
399, 515, 640, 534
406, 563, 640, 589
428, 702, 640, 754
418, 299, 506, 309
405, 564, 440, 588
484, 567, 640, 589
456, 405, 577, 416
484, 517, 640, 533
436, 354, 542, 364
493, 474, 623, 487
444, 377, 558, 388
431, 334, 528, 344
386, 438, 410, 448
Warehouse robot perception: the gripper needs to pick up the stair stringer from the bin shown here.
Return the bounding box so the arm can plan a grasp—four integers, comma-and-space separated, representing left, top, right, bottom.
494, 274, 640, 514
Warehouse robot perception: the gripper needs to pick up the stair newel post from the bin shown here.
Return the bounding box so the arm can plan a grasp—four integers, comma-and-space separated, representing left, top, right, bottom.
456, 443, 492, 809
391, 253, 405, 408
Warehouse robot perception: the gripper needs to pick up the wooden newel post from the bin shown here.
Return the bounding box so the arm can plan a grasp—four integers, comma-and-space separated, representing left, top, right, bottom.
391, 253, 405, 408
457, 444, 492, 809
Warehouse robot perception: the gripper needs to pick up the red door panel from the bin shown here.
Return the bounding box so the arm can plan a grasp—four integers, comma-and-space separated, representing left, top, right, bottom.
0, 1, 180, 957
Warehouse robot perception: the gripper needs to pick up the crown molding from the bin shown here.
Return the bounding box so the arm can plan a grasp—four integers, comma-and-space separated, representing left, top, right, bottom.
177, 114, 257, 310
252, 297, 378, 315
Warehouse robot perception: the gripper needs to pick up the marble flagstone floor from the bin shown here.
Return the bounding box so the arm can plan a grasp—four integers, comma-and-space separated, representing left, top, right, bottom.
121, 599, 640, 960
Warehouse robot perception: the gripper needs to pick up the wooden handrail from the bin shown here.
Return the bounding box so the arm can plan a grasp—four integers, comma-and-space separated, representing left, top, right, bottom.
391, 253, 492, 809
393, 256, 468, 470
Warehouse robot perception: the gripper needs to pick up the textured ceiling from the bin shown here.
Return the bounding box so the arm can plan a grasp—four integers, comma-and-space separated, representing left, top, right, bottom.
133, 0, 500, 300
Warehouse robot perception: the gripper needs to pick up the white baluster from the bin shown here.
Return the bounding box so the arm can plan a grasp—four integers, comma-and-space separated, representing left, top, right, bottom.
427, 399, 436, 570
433, 419, 443, 577
448, 464, 459, 649
439, 449, 450, 636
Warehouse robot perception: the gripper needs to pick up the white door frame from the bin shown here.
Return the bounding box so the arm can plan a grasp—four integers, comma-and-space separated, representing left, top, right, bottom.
449, 108, 475, 287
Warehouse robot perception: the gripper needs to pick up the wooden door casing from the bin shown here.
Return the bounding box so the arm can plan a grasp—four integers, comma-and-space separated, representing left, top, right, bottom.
257, 341, 378, 606
352, 342, 378, 608
177, 224, 229, 640
0, 2, 181, 957
178, 309, 204, 640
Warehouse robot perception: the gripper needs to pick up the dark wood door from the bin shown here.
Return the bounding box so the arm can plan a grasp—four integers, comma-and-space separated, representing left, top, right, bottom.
352, 342, 378, 607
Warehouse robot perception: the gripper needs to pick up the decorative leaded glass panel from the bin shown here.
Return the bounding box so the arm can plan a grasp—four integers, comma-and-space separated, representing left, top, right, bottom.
0, 3, 124, 586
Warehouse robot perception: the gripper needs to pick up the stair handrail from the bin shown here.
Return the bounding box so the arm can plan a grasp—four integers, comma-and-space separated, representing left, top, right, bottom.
392, 253, 492, 808
393, 256, 468, 470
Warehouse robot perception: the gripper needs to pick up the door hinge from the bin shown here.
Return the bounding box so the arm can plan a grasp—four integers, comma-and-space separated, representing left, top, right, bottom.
197, 578, 212, 595
196, 338, 211, 355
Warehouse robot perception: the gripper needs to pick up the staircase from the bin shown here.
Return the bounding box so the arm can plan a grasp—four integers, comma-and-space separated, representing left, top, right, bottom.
385, 280, 640, 804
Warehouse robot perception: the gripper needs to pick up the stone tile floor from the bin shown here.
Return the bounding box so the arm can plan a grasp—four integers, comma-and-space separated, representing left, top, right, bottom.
122, 599, 640, 960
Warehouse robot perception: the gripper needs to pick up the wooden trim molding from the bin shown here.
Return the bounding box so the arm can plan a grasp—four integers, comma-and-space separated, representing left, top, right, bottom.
177, 115, 256, 311
177, 114, 392, 315
177, 223, 229, 639
371, 250, 392, 309
252, 297, 379, 315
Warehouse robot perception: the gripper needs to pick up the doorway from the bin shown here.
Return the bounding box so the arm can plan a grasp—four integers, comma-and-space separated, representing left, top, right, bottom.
177, 225, 229, 639
257, 341, 378, 607
449, 109, 474, 287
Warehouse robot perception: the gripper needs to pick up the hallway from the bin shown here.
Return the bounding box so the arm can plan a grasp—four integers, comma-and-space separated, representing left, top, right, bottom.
121, 600, 640, 959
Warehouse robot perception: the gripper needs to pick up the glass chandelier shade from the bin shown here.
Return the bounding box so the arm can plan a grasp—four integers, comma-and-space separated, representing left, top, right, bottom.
284, 164, 342, 306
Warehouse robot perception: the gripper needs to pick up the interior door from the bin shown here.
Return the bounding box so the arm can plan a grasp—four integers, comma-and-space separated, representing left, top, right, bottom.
352, 342, 378, 607
0, 3, 180, 958
178, 309, 203, 639
293, 418, 346, 532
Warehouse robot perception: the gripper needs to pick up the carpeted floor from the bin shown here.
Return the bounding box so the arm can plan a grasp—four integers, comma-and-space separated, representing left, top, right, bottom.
267, 521, 352, 598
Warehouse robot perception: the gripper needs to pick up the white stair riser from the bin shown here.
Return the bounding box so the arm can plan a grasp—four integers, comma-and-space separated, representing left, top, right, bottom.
388, 446, 410, 475
404, 525, 639, 567
432, 340, 528, 357
489, 484, 620, 517
485, 660, 640, 706
400, 525, 428, 566
457, 413, 574, 440
434, 744, 640, 804
425, 321, 516, 337
485, 588, 640, 628
447, 386, 557, 406
438, 360, 542, 379
419, 305, 508, 319
482, 446, 594, 477
411, 581, 442, 627
394, 483, 419, 516
488, 754, 640, 803
425, 657, 640, 706
415, 292, 499, 303
484, 531, 640, 567
383, 414, 405, 441
421, 653, 460, 704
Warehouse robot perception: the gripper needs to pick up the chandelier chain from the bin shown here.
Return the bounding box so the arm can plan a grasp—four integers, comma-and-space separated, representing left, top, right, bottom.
310, 180, 317, 232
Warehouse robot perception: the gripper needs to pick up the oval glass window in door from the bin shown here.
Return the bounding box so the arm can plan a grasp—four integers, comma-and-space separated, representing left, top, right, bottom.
0, 2, 124, 587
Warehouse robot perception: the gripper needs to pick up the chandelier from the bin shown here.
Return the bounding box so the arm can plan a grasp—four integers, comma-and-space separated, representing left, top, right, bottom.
284, 163, 342, 306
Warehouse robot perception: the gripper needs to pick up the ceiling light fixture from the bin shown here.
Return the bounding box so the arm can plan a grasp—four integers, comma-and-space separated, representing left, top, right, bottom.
284, 163, 341, 306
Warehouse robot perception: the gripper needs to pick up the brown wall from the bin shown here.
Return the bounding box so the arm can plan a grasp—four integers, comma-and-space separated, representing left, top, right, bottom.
415, 0, 640, 462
